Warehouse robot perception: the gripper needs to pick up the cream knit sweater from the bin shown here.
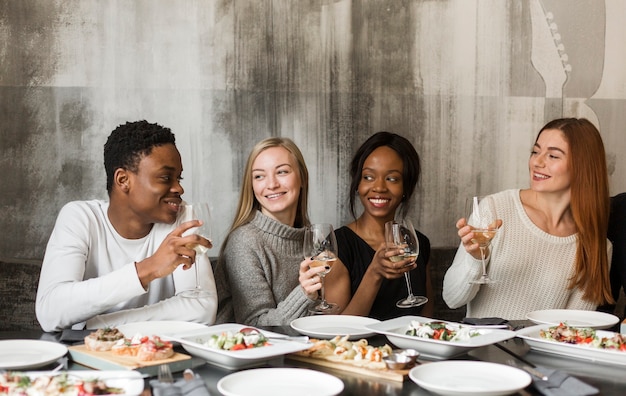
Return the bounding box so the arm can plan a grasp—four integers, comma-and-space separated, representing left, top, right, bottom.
443, 189, 598, 320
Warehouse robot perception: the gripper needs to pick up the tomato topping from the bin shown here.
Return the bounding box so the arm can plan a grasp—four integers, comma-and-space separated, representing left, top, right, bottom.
231, 343, 246, 351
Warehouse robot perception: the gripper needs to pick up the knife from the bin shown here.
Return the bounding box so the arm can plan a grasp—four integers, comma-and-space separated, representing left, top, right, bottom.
495, 342, 548, 381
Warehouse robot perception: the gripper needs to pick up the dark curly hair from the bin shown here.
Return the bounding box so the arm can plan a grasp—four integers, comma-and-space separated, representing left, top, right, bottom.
348, 131, 421, 220
104, 120, 176, 194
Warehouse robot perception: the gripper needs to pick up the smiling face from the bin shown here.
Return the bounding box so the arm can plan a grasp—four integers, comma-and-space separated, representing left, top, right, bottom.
251, 146, 302, 226
122, 143, 184, 227
357, 146, 404, 222
529, 128, 571, 195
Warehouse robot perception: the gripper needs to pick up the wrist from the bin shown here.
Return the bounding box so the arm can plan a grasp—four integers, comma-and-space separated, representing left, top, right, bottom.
363, 266, 384, 286
134, 259, 154, 290
304, 289, 319, 301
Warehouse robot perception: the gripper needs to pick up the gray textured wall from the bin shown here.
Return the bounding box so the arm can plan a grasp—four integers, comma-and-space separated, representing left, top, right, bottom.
1, 0, 625, 262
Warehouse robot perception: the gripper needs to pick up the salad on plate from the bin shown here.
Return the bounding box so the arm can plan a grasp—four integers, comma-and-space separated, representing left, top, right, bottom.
204, 329, 270, 351
540, 322, 626, 351
406, 320, 480, 342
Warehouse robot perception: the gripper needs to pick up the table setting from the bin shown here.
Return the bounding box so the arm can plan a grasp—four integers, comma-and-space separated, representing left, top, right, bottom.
1, 309, 625, 396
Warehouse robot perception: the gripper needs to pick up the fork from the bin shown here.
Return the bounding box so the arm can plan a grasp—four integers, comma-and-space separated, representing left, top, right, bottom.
239, 326, 310, 343
158, 364, 174, 384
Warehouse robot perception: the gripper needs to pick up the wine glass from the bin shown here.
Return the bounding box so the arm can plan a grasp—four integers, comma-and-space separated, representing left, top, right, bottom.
179, 203, 213, 298
385, 219, 428, 308
303, 223, 340, 314
465, 195, 501, 284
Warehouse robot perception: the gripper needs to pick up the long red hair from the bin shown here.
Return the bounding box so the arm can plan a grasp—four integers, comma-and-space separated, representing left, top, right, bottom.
538, 118, 613, 305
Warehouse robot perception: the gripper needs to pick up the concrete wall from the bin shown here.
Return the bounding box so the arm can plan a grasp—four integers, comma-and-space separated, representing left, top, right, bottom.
1, 0, 625, 261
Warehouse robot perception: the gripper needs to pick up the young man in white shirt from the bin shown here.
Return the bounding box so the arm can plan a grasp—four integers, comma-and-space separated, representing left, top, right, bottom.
36, 120, 216, 331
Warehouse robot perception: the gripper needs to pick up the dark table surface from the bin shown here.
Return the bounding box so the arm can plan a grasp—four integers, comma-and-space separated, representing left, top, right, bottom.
2, 323, 626, 396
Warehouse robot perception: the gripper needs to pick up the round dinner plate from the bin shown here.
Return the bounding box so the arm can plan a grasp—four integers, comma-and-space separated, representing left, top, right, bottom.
217, 368, 344, 396
526, 309, 619, 329
409, 361, 531, 396
116, 320, 208, 337
0, 340, 68, 370
290, 315, 380, 340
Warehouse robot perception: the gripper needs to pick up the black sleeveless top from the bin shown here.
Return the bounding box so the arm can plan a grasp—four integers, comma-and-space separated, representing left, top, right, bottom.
334, 226, 430, 320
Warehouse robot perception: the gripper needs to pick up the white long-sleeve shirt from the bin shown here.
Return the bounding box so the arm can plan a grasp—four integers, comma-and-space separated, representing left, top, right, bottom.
443, 189, 601, 320
36, 200, 217, 332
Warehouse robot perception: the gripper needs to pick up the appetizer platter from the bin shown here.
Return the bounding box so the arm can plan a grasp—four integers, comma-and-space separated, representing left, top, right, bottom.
364, 315, 516, 359
516, 323, 626, 366
0, 370, 144, 396
287, 335, 416, 382
68, 327, 192, 376
163, 323, 312, 370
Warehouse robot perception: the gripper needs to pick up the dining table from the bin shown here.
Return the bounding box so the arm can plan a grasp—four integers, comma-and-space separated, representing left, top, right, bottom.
2, 321, 626, 396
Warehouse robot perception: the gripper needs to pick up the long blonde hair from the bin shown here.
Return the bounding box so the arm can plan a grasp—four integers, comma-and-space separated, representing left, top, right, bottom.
219, 137, 310, 261
538, 118, 613, 305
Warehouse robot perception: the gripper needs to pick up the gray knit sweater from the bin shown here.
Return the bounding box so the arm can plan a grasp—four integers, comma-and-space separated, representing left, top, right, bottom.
214, 210, 311, 326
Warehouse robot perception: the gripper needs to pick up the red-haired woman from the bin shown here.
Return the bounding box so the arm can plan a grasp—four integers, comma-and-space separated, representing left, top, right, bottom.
443, 118, 613, 320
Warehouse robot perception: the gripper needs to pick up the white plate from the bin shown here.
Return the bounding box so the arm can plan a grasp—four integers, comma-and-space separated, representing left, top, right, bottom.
516, 324, 626, 366
409, 361, 531, 396
8, 370, 144, 396
0, 340, 68, 370
364, 315, 516, 359
217, 368, 344, 396
526, 309, 619, 329
290, 315, 380, 340
116, 320, 209, 337
164, 323, 313, 369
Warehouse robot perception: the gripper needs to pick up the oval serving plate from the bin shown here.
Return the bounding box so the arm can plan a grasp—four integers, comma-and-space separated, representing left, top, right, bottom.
526, 309, 619, 330
364, 315, 516, 359
409, 360, 531, 396
218, 368, 344, 396
290, 315, 380, 340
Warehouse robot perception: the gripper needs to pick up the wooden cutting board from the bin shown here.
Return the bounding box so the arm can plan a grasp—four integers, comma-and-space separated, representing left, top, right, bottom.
68, 345, 192, 376
287, 353, 412, 382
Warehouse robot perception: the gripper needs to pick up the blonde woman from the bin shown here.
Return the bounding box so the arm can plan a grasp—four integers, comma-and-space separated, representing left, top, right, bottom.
214, 137, 311, 326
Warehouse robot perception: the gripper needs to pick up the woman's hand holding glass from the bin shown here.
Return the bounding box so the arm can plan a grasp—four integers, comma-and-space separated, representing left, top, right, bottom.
374, 244, 417, 278
299, 259, 325, 300
302, 223, 340, 314
460, 196, 502, 284
385, 219, 428, 308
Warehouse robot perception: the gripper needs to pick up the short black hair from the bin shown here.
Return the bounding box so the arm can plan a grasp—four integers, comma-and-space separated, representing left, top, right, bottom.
103, 120, 176, 194
349, 131, 421, 219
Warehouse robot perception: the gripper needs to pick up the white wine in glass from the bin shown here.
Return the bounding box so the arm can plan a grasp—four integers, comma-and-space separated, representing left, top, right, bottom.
465, 195, 501, 284
179, 203, 213, 298
303, 223, 340, 314
385, 219, 428, 308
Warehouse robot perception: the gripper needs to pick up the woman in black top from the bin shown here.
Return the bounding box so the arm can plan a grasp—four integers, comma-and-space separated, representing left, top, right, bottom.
299, 132, 434, 320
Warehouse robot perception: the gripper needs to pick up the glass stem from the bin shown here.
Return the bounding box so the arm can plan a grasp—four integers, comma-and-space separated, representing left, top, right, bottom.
319, 275, 329, 308
195, 260, 201, 289
404, 272, 415, 301
479, 246, 488, 278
